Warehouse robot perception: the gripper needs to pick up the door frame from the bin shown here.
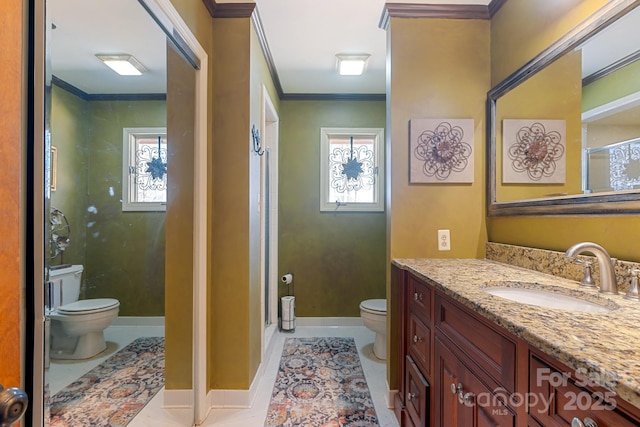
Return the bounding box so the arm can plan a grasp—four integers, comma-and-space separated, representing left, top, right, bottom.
260, 85, 279, 358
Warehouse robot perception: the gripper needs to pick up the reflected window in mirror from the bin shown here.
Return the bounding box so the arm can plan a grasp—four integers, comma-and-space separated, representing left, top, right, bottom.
122, 127, 167, 211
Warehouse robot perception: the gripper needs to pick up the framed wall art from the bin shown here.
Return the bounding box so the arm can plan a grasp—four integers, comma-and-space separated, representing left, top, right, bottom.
409, 118, 474, 183
502, 119, 566, 184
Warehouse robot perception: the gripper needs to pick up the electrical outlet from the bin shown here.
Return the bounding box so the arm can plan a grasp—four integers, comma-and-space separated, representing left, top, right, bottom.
438, 229, 451, 251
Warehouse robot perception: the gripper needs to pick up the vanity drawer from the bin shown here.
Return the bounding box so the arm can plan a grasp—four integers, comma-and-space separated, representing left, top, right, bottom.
408, 310, 431, 378
529, 353, 640, 427
405, 355, 429, 427
407, 275, 432, 319
435, 293, 516, 392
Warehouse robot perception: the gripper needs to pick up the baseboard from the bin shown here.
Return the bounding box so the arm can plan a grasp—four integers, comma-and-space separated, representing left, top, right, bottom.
163, 388, 194, 408
112, 316, 165, 327
387, 387, 398, 409
295, 317, 364, 327
209, 361, 264, 408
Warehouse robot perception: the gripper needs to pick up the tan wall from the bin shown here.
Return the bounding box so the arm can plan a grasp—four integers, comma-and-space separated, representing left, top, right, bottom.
387, 17, 490, 387
164, 44, 196, 390
489, 0, 640, 263
165, 0, 214, 391
211, 17, 253, 390
491, 0, 610, 85
0, 0, 23, 391
495, 51, 582, 201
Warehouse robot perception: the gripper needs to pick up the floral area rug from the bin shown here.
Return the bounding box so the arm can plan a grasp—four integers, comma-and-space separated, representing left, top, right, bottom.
50, 336, 164, 427
264, 337, 379, 426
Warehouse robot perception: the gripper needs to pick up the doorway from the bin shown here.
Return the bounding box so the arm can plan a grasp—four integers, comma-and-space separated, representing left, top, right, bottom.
31, 0, 208, 425
261, 85, 279, 357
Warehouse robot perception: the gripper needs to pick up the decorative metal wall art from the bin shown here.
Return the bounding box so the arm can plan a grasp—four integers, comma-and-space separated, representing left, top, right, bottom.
145, 136, 168, 181
329, 137, 375, 194
608, 140, 640, 191
50, 206, 70, 260
502, 119, 566, 183
134, 136, 167, 193
409, 118, 475, 183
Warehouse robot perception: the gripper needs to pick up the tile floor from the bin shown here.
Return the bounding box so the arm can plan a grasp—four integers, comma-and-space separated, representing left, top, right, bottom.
47, 324, 399, 427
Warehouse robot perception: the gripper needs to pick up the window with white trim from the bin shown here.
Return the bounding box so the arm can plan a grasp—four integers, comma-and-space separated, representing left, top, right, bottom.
122, 127, 167, 211
320, 127, 384, 212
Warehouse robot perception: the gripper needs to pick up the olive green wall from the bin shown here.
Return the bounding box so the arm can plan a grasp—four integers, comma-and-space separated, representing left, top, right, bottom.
386, 17, 490, 388
50, 86, 89, 267
583, 60, 640, 111
278, 100, 387, 317
489, 0, 640, 263
85, 99, 166, 314
50, 86, 166, 316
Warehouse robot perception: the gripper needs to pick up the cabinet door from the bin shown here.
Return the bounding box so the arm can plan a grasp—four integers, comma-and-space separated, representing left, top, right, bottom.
406, 355, 429, 427
529, 353, 640, 427
435, 337, 516, 427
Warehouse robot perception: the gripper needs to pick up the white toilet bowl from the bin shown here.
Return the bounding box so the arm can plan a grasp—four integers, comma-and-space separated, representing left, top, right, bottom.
360, 299, 387, 360
49, 298, 120, 360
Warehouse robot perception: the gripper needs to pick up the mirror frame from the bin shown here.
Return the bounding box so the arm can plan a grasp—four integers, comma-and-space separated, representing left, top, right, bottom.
487, 0, 640, 216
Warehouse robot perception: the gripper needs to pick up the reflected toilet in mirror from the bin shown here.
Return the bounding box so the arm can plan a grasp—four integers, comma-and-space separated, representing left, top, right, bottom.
48, 265, 120, 360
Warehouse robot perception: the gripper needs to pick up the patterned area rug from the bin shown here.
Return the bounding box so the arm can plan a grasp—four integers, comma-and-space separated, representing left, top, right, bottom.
264, 337, 379, 426
50, 337, 164, 427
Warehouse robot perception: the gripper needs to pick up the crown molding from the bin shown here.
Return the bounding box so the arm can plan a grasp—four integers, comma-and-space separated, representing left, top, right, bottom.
202, 1, 255, 18
379, 0, 507, 30
52, 76, 166, 101
281, 93, 386, 101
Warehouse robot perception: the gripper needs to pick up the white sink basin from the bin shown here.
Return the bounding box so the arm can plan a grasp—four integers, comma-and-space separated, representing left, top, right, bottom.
483, 285, 617, 313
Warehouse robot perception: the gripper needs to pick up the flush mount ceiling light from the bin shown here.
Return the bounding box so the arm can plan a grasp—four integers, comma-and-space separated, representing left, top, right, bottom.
336, 54, 370, 76
96, 54, 147, 76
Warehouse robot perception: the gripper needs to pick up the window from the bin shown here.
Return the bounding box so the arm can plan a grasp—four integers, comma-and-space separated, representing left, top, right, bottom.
320, 127, 384, 212
122, 127, 167, 211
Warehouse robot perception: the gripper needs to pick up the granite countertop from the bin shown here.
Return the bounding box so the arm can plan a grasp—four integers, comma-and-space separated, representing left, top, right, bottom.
393, 258, 640, 410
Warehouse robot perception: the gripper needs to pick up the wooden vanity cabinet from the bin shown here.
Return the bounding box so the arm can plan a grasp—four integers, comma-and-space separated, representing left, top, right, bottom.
528, 350, 640, 427
393, 266, 640, 427
435, 334, 515, 427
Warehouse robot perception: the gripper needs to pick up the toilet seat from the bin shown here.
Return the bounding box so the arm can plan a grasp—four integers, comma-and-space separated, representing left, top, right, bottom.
360, 299, 386, 314
57, 298, 120, 315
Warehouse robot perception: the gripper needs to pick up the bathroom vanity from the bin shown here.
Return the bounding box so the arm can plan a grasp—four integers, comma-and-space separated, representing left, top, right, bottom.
392, 258, 640, 427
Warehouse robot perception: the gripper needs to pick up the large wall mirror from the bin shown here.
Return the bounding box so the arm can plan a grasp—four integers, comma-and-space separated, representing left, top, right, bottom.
488, 0, 640, 215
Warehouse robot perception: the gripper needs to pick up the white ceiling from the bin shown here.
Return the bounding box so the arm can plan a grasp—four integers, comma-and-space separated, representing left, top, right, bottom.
48, 0, 639, 96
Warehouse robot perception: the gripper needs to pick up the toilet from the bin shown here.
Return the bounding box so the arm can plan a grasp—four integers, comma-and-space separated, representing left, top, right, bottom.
48, 265, 120, 360
360, 299, 387, 360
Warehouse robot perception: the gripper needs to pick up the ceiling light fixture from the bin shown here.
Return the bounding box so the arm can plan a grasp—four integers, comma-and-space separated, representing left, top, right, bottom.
96, 54, 147, 76
336, 54, 370, 76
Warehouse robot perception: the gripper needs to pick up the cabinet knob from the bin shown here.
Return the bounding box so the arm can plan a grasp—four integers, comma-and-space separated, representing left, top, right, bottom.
413, 292, 423, 302
406, 392, 416, 402
458, 390, 475, 406
413, 335, 423, 343
450, 382, 463, 395
571, 417, 598, 427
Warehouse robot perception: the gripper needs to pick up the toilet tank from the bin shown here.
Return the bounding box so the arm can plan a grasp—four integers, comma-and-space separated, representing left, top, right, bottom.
48, 264, 84, 308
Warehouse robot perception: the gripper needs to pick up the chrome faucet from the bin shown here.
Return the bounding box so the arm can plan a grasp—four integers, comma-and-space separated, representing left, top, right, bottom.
565, 242, 618, 294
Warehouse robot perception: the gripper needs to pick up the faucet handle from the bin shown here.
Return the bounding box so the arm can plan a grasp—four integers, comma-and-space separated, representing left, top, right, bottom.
624, 269, 640, 301
573, 258, 597, 289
